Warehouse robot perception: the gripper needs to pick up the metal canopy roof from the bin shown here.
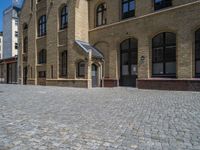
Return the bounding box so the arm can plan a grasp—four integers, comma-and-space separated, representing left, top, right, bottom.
75, 40, 104, 59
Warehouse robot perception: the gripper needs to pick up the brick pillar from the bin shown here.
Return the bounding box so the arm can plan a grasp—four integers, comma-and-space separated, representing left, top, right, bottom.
177, 29, 193, 79
138, 37, 150, 79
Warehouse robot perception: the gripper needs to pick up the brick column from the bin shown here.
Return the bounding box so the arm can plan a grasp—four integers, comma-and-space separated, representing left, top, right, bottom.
177, 29, 193, 79
138, 37, 150, 79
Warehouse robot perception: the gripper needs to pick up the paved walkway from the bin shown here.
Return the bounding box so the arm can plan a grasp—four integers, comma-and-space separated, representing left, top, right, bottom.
0, 84, 200, 150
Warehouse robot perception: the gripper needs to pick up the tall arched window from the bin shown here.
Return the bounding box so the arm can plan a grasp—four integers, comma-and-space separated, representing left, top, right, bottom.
154, 0, 172, 11
96, 3, 107, 27
38, 49, 46, 64
77, 61, 85, 78
152, 32, 176, 77
122, 0, 135, 19
195, 29, 200, 77
60, 51, 67, 76
60, 6, 68, 29
38, 15, 46, 37
23, 37, 28, 53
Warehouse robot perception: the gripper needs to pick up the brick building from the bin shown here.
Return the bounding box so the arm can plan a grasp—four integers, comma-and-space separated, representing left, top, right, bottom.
18, 0, 200, 90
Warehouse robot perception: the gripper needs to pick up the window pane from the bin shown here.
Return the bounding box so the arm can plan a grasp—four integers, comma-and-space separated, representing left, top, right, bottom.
165, 62, 176, 74
196, 29, 200, 41
79, 62, 85, 76
122, 53, 129, 75
165, 46, 176, 62
123, 3, 129, 13
153, 63, 163, 75
196, 60, 200, 74
196, 43, 200, 59
131, 64, 137, 75
131, 52, 137, 64
130, 39, 137, 49
165, 32, 176, 45
129, 1, 135, 11
153, 47, 163, 62
153, 34, 163, 47
122, 53, 128, 65
121, 40, 129, 50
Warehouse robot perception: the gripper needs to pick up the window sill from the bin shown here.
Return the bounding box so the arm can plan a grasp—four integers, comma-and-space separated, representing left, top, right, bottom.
37, 64, 46, 66
36, 35, 46, 40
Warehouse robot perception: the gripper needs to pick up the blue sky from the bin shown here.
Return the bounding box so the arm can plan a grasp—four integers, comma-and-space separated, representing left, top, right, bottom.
0, 0, 23, 31
0, 0, 12, 31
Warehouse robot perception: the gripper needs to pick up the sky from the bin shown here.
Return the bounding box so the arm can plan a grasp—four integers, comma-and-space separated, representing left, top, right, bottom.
0, 0, 23, 31
0, 0, 12, 31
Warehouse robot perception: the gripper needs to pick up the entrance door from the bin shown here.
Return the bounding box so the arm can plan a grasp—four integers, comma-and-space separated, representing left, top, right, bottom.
23, 67, 28, 85
7, 63, 17, 84
92, 64, 98, 87
120, 38, 138, 87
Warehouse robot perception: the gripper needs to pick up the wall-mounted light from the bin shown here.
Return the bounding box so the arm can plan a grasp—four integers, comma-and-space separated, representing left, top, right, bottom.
140, 56, 145, 64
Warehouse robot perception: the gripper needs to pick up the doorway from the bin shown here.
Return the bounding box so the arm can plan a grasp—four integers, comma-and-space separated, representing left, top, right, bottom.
92, 64, 98, 87
120, 38, 138, 87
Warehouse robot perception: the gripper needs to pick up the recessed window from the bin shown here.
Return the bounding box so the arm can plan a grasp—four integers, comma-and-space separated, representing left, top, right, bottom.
195, 29, 200, 77
60, 6, 68, 29
38, 15, 46, 37
15, 31, 18, 37
122, 0, 135, 19
152, 32, 176, 77
23, 23, 28, 30
96, 3, 107, 27
38, 49, 46, 64
15, 43, 18, 49
154, 0, 172, 11
77, 61, 85, 78
23, 37, 28, 53
60, 51, 67, 76
38, 71, 46, 78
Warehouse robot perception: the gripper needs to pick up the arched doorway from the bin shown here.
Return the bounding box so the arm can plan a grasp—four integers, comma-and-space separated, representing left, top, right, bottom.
120, 38, 138, 87
92, 64, 98, 87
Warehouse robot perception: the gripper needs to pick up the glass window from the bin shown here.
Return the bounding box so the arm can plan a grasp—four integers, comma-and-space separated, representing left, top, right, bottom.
122, 0, 135, 19
154, 0, 172, 11
60, 6, 68, 29
195, 29, 200, 76
60, 51, 67, 76
96, 3, 107, 27
152, 32, 176, 77
77, 61, 85, 77
38, 49, 46, 64
38, 15, 46, 37
23, 37, 28, 53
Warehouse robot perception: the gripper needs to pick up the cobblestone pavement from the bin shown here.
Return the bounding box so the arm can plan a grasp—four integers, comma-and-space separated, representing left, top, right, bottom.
0, 84, 200, 150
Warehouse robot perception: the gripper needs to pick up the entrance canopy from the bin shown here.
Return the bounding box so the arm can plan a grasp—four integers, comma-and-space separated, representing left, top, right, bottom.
75, 40, 104, 59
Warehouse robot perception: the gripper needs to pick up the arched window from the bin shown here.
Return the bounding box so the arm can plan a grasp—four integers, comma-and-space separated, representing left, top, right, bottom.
122, 0, 135, 19
38, 49, 46, 64
96, 3, 107, 27
154, 0, 172, 11
38, 15, 46, 37
77, 61, 85, 78
60, 6, 68, 29
23, 37, 28, 53
60, 51, 67, 76
195, 29, 200, 77
152, 32, 176, 77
